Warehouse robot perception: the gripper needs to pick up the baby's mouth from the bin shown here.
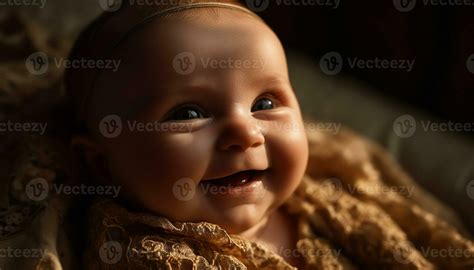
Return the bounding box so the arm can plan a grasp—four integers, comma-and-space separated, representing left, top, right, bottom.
201, 170, 266, 188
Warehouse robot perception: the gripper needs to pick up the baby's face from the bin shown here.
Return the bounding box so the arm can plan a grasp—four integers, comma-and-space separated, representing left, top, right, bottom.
90, 9, 308, 234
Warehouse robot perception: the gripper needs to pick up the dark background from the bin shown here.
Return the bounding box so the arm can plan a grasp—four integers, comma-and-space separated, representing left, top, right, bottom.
254, 1, 474, 125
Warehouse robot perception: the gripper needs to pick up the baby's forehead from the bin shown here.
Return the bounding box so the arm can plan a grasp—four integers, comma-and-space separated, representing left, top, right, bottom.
95, 7, 281, 86
118, 19, 286, 89
107, 10, 284, 82
126, 9, 277, 57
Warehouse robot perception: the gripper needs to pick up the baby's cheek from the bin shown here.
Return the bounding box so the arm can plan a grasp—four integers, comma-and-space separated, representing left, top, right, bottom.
104, 132, 213, 217
264, 119, 308, 199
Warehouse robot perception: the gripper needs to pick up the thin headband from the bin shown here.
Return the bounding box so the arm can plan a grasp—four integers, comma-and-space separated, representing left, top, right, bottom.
76, 2, 260, 125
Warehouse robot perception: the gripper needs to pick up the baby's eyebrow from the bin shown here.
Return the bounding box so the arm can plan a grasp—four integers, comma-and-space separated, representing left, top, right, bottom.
124, 84, 214, 111
153, 85, 217, 99
257, 74, 292, 90
175, 76, 290, 95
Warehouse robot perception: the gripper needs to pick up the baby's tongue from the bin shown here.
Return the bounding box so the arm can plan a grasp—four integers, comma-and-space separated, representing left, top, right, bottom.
203, 170, 254, 187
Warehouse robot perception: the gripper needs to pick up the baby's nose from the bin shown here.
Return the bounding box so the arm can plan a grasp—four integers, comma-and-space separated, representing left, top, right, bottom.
216, 113, 265, 152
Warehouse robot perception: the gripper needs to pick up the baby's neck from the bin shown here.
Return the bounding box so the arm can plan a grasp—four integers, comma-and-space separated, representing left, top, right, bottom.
238, 207, 302, 267
238, 211, 272, 241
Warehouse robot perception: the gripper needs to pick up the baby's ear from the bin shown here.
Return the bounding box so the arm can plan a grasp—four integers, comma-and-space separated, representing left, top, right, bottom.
70, 135, 111, 186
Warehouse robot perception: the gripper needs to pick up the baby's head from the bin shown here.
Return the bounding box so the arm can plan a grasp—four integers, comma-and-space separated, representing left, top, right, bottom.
66, 0, 308, 234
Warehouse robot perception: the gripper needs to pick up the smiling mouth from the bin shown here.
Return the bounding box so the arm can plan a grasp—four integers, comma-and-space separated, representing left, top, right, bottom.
201, 169, 267, 188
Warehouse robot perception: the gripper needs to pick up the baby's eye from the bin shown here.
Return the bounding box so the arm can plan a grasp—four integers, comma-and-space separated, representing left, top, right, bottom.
166, 105, 207, 121
251, 97, 275, 112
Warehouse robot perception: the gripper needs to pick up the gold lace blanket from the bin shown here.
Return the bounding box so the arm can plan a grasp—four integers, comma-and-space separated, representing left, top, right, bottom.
83, 126, 474, 269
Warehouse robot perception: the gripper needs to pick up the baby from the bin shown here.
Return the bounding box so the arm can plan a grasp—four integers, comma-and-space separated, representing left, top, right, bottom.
66, 0, 308, 267
64, 1, 474, 269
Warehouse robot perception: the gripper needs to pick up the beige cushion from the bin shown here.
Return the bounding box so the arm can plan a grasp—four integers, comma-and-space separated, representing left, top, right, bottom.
287, 50, 474, 233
